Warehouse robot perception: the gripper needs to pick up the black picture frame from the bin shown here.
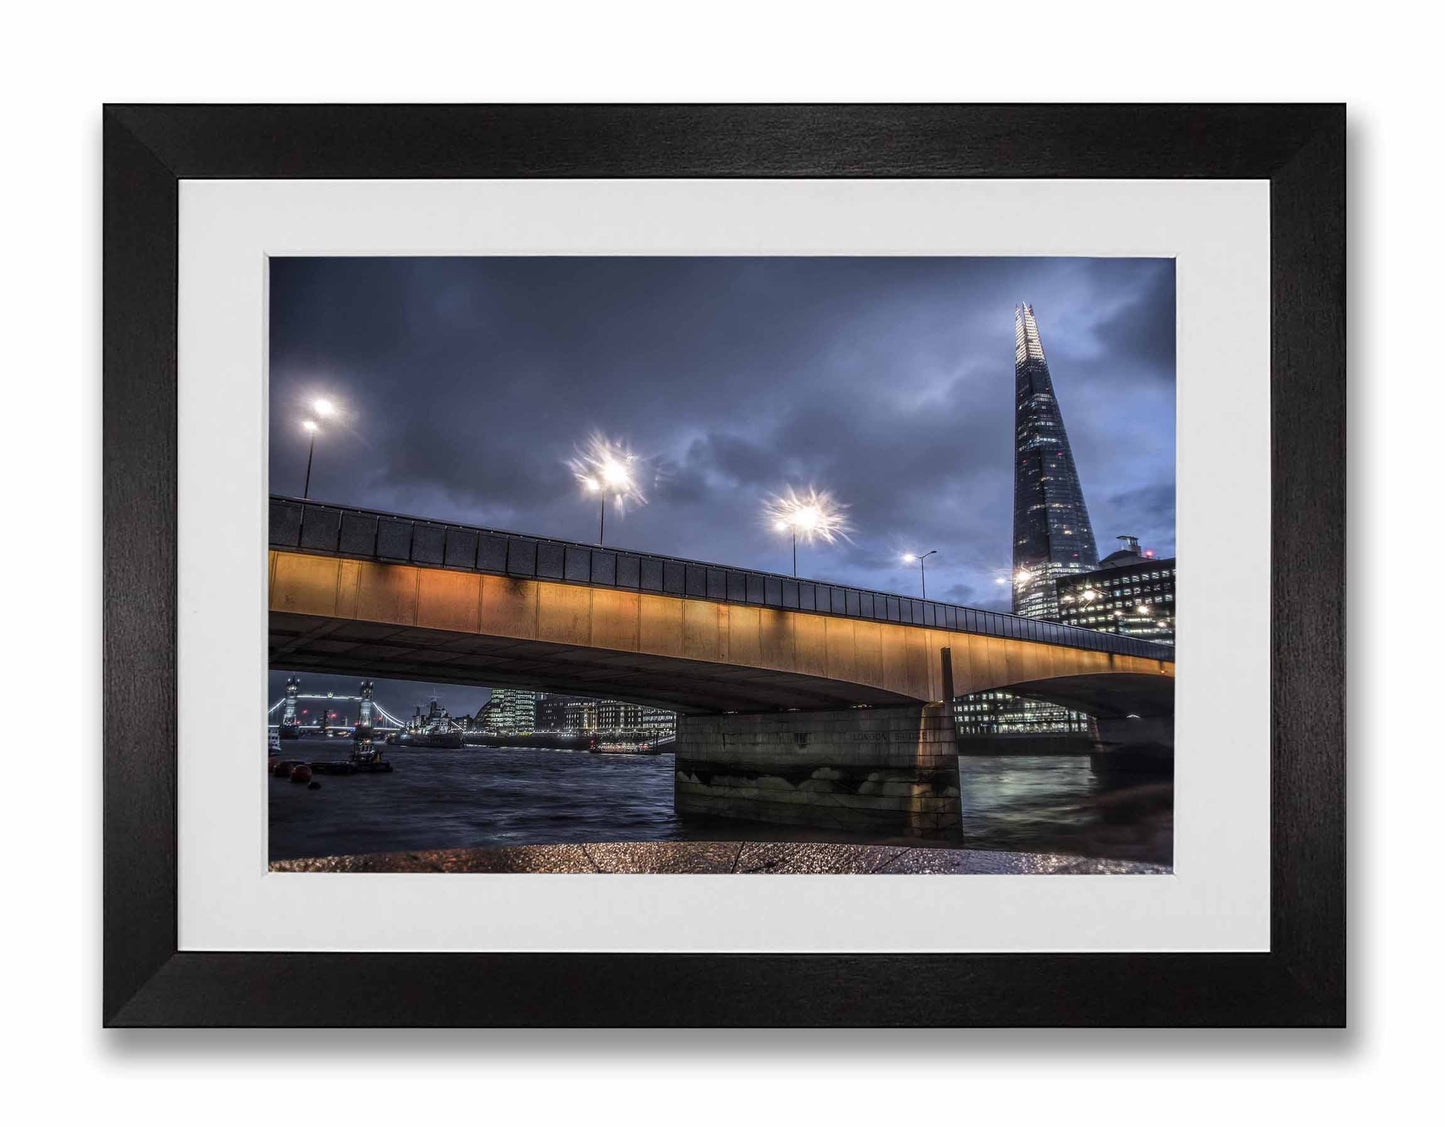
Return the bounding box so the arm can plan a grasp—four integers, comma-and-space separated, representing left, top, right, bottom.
103, 104, 1344, 1027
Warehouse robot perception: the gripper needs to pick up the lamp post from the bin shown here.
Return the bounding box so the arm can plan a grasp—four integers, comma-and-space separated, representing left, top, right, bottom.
572, 435, 644, 546
774, 520, 798, 576
764, 487, 849, 577
301, 419, 319, 499
583, 476, 609, 543
300, 398, 337, 500
902, 549, 938, 598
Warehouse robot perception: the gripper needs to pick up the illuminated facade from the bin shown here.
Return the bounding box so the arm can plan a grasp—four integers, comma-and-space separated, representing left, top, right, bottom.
1057, 536, 1175, 645
532, 693, 676, 739
484, 688, 537, 734
953, 691, 1090, 737
1011, 303, 1099, 619
596, 699, 678, 738
639, 708, 677, 741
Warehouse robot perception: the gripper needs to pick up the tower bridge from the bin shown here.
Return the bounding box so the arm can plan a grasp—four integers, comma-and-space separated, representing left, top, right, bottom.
269, 495, 1174, 837
270, 677, 407, 734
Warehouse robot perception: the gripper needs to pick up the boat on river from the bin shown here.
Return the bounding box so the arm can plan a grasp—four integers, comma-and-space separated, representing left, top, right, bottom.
387, 730, 465, 749
385, 695, 466, 748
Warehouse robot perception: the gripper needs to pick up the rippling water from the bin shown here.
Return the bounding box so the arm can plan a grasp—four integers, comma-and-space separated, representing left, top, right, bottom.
955, 755, 1172, 865
268, 746, 1172, 865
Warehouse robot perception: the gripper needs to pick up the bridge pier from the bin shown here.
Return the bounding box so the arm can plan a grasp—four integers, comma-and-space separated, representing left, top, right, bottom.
674, 704, 962, 839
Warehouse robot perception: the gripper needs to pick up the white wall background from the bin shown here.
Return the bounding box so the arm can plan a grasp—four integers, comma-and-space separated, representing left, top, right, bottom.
1, 2, 1429, 1123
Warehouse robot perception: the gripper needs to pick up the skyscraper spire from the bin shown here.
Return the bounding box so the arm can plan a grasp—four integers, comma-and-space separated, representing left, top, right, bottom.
1011, 303, 1098, 619
1015, 302, 1047, 365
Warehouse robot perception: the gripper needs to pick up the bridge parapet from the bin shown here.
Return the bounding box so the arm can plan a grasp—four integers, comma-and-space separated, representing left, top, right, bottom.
270, 496, 1172, 662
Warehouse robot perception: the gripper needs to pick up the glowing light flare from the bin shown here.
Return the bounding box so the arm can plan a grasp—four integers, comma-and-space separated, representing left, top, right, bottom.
301, 419, 319, 434
312, 398, 336, 418
762, 486, 852, 545
569, 434, 648, 512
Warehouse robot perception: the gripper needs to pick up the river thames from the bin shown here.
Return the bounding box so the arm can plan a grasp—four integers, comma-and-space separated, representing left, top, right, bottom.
268, 746, 1172, 867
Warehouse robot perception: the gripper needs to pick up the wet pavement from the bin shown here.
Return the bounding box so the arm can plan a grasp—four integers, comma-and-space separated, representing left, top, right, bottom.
269, 839, 1170, 875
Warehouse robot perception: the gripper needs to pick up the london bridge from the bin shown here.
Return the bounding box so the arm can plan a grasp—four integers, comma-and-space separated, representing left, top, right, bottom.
270, 495, 1174, 837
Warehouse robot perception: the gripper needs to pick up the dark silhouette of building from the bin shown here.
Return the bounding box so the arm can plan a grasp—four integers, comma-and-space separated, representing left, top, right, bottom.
1057, 535, 1176, 645
1011, 303, 1099, 620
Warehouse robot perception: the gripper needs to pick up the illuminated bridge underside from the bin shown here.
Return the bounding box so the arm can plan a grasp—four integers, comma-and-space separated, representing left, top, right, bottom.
269, 550, 1173, 715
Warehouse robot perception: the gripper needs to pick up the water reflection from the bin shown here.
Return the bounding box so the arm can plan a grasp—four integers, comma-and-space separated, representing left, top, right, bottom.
957, 755, 1172, 866
268, 746, 1172, 867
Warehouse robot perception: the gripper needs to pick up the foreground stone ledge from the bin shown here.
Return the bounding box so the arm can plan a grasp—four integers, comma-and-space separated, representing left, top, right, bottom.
269, 840, 1170, 875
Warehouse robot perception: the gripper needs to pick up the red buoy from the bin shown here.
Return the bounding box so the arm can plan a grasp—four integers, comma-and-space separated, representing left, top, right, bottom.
289, 763, 313, 784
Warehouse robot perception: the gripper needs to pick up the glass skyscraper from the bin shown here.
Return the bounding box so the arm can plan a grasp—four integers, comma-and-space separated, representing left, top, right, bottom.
954, 305, 1097, 743
1010, 303, 1099, 620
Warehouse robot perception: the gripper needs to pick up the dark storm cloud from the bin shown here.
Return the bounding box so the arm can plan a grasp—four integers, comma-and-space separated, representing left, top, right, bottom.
270, 256, 1175, 624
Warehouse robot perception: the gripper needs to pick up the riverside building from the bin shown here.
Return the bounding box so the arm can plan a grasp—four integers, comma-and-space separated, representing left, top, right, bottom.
1056, 535, 1176, 645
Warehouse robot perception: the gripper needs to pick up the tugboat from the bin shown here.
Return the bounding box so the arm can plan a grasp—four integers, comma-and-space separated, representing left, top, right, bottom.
309, 729, 395, 775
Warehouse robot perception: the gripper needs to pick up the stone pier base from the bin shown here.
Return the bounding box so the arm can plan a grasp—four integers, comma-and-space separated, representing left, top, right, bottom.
674, 704, 962, 838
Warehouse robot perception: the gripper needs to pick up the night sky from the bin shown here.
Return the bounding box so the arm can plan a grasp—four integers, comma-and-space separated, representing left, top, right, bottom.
269, 256, 1174, 717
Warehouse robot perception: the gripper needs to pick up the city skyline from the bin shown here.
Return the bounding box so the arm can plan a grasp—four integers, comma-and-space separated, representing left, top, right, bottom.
270, 256, 1176, 623
269, 669, 498, 721
266, 672, 674, 734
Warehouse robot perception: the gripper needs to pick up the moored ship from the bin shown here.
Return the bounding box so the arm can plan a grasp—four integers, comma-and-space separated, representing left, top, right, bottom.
388, 730, 465, 749
462, 731, 596, 751
385, 695, 466, 749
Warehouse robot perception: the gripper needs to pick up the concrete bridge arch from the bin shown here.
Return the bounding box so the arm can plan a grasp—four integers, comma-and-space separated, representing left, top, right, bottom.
267, 499, 1174, 837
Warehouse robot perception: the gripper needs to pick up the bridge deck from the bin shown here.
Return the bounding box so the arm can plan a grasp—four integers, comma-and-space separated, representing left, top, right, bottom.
270, 496, 1173, 663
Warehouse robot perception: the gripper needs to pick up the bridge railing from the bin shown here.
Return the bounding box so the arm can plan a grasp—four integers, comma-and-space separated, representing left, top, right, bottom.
269, 496, 1174, 662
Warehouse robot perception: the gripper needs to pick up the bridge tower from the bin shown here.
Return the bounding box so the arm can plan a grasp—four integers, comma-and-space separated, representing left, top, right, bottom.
357, 681, 375, 731
279, 676, 301, 739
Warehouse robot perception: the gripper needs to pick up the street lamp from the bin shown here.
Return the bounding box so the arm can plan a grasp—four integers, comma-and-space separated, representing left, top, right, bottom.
901, 549, 938, 598
571, 434, 646, 545
764, 487, 850, 577
299, 397, 342, 499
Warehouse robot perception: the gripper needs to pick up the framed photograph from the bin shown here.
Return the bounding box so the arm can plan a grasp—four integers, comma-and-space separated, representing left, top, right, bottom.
104, 104, 1343, 1026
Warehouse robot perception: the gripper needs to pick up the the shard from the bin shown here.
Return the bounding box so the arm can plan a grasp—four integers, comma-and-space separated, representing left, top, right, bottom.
1010, 303, 1099, 620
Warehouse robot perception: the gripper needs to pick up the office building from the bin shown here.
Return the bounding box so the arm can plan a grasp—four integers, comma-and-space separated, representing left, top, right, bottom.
1057, 535, 1176, 645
